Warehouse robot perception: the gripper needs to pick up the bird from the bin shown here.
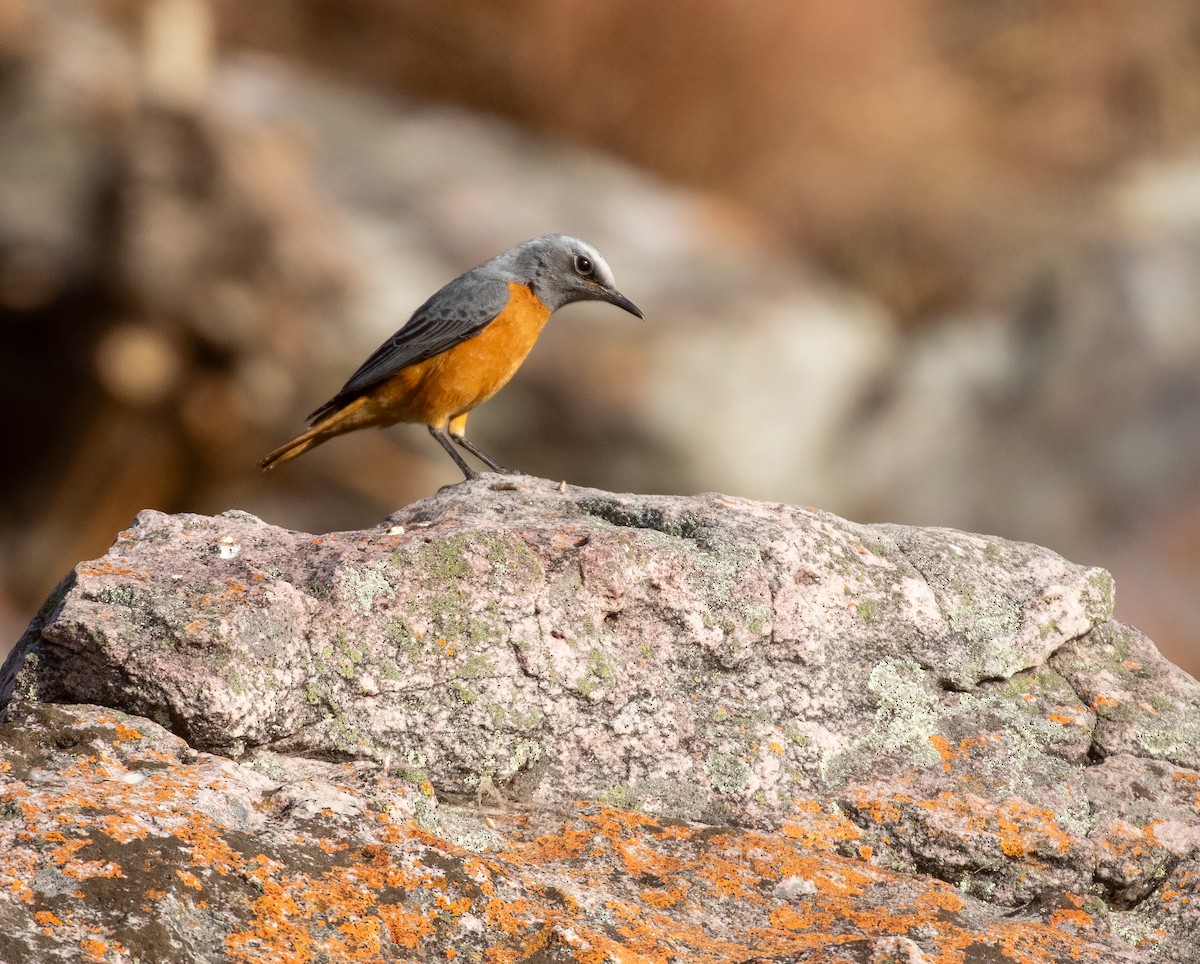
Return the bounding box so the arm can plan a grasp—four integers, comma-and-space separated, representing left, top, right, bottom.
260, 234, 643, 480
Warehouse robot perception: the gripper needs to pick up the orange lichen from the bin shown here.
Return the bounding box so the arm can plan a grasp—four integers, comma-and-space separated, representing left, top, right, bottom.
1, 710, 1166, 964
435, 895, 473, 916
80, 938, 113, 962
1050, 906, 1095, 928
98, 812, 148, 843
177, 813, 245, 874
113, 723, 143, 742
226, 882, 315, 964
929, 733, 955, 766
998, 813, 1030, 858
781, 805, 863, 853
76, 561, 150, 580
51, 837, 123, 881
903, 791, 1078, 865
1047, 705, 1084, 725
328, 915, 386, 961
917, 889, 964, 913
768, 905, 809, 931
35, 909, 63, 930
484, 896, 534, 935
850, 789, 902, 825
193, 579, 251, 609
639, 884, 688, 909
378, 904, 437, 949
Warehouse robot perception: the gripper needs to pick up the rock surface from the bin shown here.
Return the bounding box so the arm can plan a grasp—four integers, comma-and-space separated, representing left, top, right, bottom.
2, 478, 1199, 962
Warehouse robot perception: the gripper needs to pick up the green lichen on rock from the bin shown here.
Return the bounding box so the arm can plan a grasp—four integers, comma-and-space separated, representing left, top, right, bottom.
820, 657, 941, 786
505, 739, 542, 776
945, 589, 1020, 647
390, 530, 552, 662
951, 684, 1095, 836
479, 533, 543, 587
587, 648, 614, 681
13, 649, 38, 702
331, 630, 368, 680
453, 652, 495, 680
854, 599, 878, 623
939, 587, 1026, 684
1084, 568, 1116, 620
95, 584, 136, 607
685, 545, 771, 642
1111, 908, 1165, 951
1136, 703, 1200, 763
509, 707, 542, 730
343, 561, 395, 613
398, 530, 543, 590
745, 604, 773, 636
450, 681, 478, 705
384, 617, 416, 646
704, 747, 753, 794
569, 647, 619, 698
409, 533, 472, 582
600, 785, 634, 808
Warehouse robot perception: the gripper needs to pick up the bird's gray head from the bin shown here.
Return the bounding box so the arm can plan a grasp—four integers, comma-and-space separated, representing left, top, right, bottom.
496, 234, 643, 318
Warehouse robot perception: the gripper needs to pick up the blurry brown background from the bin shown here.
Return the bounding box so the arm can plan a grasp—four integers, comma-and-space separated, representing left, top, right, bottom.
3, 0, 1199, 676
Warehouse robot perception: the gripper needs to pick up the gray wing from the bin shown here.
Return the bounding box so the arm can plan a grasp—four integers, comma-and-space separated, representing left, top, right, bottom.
307, 274, 510, 422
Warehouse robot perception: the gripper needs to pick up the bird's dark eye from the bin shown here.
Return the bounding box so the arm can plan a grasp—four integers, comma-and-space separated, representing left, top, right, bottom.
574, 254, 594, 276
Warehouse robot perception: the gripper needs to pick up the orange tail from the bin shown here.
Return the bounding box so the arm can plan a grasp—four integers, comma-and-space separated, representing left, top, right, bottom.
259, 396, 371, 470
259, 428, 326, 470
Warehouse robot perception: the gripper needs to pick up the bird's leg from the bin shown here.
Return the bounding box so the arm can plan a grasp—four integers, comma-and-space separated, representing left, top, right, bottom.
428, 425, 478, 480
454, 436, 513, 474
447, 414, 519, 474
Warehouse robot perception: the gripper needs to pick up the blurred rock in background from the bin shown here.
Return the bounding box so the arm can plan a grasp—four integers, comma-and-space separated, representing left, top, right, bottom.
2, 0, 1199, 676
0, 0, 352, 643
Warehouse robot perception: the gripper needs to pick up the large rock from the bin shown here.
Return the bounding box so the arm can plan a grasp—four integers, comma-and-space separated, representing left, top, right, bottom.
1, 478, 1198, 961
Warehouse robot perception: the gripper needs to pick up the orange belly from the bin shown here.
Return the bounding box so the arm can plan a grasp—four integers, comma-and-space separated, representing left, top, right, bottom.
366, 281, 552, 429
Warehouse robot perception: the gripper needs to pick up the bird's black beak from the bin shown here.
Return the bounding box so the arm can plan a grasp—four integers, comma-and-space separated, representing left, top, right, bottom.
600, 287, 644, 319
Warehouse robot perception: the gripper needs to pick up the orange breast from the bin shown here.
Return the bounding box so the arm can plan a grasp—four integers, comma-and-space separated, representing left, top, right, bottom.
366, 281, 552, 429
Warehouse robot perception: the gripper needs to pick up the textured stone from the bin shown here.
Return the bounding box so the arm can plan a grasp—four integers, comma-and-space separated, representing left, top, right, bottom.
3, 479, 1114, 821
1, 477, 1197, 962
0, 703, 1153, 963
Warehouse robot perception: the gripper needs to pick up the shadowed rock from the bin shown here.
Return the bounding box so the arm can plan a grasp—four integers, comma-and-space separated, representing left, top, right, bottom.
1, 477, 1196, 962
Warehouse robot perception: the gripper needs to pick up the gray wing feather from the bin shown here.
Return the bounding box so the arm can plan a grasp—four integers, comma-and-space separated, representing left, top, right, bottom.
307, 274, 510, 422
